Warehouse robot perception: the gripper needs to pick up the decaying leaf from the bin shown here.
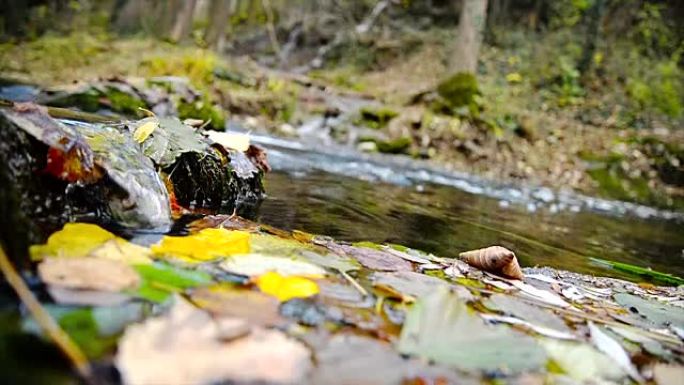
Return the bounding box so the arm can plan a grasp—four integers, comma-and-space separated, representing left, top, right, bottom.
220, 253, 327, 277
397, 286, 546, 372
191, 285, 283, 326
88, 238, 153, 265
459, 246, 524, 280
588, 322, 643, 382
206, 130, 250, 152
246, 144, 271, 173
132, 120, 158, 143
484, 294, 573, 335
116, 296, 312, 385
325, 242, 413, 271
39, 257, 140, 292
47, 286, 132, 307
255, 271, 320, 302
152, 228, 250, 263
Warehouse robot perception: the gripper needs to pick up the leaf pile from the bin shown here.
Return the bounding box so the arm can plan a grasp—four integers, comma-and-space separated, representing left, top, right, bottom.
19, 217, 684, 384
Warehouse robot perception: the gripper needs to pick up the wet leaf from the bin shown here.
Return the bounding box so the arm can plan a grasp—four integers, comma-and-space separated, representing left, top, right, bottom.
326, 242, 413, 271
140, 117, 209, 167
614, 293, 684, 329
511, 280, 571, 308
373, 271, 471, 301
480, 314, 576, 340
484, 294, 572, 335
255, 271, 319, 302
397, 286, 546, 372
298, 250, 360, 273
29, 223, 117, 261
190, 285, 283, 326
541, 339, 627, 382
39, 257, 140, 292
132, 120, 158, 143
220, 253, 326, 277
588, 322, 643, 382
116, 296, 312, 385
459, 246, 524, 280
152, 228, 250, 263
47, 287, 132, 306
133, 262, 213, 303
206, 130, 250, 152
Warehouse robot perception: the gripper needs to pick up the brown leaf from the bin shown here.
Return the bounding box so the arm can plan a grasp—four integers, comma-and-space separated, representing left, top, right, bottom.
246, 144, 271, 173
326, 243, 413, 272
38, 257, 140, 292
459, 246, 524, 280
190, 285, 283, 326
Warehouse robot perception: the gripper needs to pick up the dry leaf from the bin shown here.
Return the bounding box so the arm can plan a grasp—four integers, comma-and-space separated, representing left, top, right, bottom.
39, 257, 140, 292
206, 130, 250, 152
459, 246, 524, 280
132, 120, 158, 143
254, 271, 319, 302
116, 296, 312, 385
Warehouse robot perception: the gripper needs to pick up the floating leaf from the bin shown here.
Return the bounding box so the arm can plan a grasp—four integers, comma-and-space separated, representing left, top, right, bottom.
39, 257, 140, 292
152, 228, 250, 263
220, 253, 326, 277
397, 286, 546, 372
459, 246, 524, 280
132, 119, 158, 143
255, 271, 319, 302
29, 223, 117, 261
541, 339, 627, 382
116, 296, 312, 385
206, 130, 250, 152
588, 322, 643, 382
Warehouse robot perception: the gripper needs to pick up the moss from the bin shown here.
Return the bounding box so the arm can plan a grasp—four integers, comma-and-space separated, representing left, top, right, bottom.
356, 106, 398, 129
177, 98, 226, 130
375, 137, 412, 154
104, 87, 146, 117
352, 241, 384, 250
436, 72, 480, 114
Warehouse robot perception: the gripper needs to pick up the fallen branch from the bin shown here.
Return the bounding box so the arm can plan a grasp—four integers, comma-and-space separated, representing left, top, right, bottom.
0, 245, 93, 381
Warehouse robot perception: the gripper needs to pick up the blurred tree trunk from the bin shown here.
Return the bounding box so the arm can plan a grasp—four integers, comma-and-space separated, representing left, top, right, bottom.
169, 0, 198, 42
450, 0, 488, 74
204, 0, 233, 50
578, 0, 606, 77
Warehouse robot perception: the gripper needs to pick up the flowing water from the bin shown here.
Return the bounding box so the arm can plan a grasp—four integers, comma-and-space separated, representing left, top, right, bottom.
252, 135, 684, 280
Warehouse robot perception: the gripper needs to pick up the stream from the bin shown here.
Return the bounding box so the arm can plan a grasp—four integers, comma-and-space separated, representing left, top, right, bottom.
251, 135, 684, 280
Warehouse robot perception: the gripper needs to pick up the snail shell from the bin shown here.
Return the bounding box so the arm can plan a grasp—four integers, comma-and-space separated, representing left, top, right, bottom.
458, 246, 524, 280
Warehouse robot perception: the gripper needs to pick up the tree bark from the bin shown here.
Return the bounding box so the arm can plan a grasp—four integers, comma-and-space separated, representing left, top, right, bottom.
169, 0, 198, 42
204, 0, 233, 50
450, 0, 488, 74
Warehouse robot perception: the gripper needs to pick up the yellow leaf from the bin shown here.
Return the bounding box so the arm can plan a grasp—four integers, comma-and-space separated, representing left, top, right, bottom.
133, 120, 158, 143
255, 271, 319, 302
152, 228, 250, 263
506, 72, 523, 83
206, 131, 250, 152
29, 223, 117, 261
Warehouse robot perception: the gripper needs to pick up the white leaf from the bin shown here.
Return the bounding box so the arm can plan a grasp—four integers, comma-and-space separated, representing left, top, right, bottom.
480, 314, 577, 340
220, 253, 326, 277
588, 322, 644, 383
206, 131, 250, 152
511, 280, 571, 308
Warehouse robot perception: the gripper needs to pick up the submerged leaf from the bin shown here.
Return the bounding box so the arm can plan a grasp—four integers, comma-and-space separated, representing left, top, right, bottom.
397, 286, 546, 372
152, 228, 250, 263
255, 271, 319, 302
220, 253, 326, 277
116, 296, 312, 385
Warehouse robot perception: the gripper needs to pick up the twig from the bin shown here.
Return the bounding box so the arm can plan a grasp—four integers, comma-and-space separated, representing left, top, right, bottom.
1, 98, 117, 124
339, 269, 368, 297
0, 245, 93, 381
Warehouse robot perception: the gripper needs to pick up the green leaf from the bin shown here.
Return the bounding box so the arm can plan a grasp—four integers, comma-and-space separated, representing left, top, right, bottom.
132, 262, 213, 303
397, 286, 546, 372
589, 257, 684, 286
